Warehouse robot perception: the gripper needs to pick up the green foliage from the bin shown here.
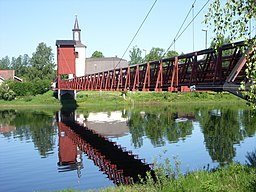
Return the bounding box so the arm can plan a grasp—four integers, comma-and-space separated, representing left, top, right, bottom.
128, 45, 181, 65
91, 50, 104, 58
102, 162, 256, 192
10, 54, 30, 78
129, 45, 143, 65
0, 56, 11, 69
0, 43, 55, 81
166, 50, 178, 58
32, 79, 52, 95
8, 79, 51, 96
0, 83, 16, 101
29, 42, 56, 81
144, 47, 165, 62
205, 0, 256, 110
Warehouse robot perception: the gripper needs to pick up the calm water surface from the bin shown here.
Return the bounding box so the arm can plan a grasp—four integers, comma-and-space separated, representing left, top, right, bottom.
0, 105, 255, 191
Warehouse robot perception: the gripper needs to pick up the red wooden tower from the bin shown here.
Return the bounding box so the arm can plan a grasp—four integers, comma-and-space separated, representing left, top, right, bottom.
56, 40, 76, 99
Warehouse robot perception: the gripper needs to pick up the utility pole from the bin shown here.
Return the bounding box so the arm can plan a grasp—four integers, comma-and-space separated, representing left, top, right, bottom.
202, 29, 208, 49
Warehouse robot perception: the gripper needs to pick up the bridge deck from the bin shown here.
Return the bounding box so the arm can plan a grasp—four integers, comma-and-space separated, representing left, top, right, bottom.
57, 41, 253, 97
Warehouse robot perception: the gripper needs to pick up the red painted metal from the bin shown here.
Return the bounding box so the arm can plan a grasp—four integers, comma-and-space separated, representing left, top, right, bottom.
155, 61, 163, 91
57, 41, 253, 94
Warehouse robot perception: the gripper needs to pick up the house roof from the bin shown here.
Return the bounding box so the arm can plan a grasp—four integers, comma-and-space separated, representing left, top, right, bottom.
86, 57, 127, 62
0, 70, 23, 82
75, 41, 86, 48
0, 70, 14, 80
14, 76, 23, 82
56, 40, 76, 47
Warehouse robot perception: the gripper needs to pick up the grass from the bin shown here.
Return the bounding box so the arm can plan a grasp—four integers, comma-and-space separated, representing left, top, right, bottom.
105, 164, 255, 192
75, 90, 246, 108
100, 154, 256, 192
0, 90, 61, 107
0, 90, 247, 109
54, 163, 256, 192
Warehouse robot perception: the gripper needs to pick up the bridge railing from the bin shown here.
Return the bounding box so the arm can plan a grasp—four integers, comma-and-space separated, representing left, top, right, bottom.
58, 41, 251, 92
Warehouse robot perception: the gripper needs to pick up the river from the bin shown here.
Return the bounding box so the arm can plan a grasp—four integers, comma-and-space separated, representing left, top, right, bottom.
0, 104, 255, 191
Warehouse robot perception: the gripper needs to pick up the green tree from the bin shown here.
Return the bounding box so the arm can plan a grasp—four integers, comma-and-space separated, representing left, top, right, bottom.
144, 47, 165, 62
91, 50, 104, 58
0, 56, 10, 69
10, 54, 30, 78
205, 0, 256, 110
208, 36, 233, 67
165, 50, 179, 58
129, 45, 143, 65
29, 42, 56, 81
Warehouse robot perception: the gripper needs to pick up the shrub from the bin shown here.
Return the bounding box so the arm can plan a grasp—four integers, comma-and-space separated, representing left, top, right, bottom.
32, 79, 51, 95
7, 80, 51, 96
0, 83, 16, 101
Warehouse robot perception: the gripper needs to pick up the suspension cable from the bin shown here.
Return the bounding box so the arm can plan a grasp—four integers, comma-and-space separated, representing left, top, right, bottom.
163, 0, 210, 58
114, 0, 158, 69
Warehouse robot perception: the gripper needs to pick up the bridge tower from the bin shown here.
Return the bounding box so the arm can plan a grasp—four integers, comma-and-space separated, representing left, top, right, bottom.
56, 40, 76, 99
56, 16, 86, 100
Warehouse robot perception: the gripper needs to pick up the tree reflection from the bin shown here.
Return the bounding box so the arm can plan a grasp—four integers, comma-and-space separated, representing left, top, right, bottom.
128, 110, 193, 148
167, 120, 193, 143
246, 148, 256, 167
0, 110, 57, 158
199, 108, 256, 165
240, 110, 256, 137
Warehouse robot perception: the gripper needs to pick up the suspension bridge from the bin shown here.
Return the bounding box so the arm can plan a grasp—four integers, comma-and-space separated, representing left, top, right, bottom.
56, 40, 253, 99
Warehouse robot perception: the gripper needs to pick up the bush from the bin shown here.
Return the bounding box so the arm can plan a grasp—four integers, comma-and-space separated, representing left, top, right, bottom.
32, 79, 51, 95
8, 81, 33, 96
0, 83, 16, 101
7, 80, 51, 96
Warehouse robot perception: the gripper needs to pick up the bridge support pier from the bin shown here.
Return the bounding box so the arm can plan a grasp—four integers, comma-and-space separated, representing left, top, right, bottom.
57, 89, 77, 100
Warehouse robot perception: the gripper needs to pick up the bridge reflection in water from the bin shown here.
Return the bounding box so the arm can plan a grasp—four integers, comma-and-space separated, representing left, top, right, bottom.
57, 110, 154, 185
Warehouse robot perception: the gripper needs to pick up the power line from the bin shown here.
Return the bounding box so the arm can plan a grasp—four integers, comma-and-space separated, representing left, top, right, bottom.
162, 0, 196, 57
163, 0, 210, 58
114, 0, 158, 69
175, 0, 196, 48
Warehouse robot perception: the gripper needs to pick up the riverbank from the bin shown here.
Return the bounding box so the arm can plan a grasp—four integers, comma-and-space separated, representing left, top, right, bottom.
0, 90, 61, 108
76, 90, 245, 106
0, 90, 247, 108
57, 163, 255, 192
101, 164, 256, 192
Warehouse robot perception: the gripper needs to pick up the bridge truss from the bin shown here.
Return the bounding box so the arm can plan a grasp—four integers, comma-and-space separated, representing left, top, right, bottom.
58, 41, 253, 96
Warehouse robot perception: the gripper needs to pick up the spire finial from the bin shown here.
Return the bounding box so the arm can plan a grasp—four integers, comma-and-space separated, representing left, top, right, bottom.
74, 15, 79, 29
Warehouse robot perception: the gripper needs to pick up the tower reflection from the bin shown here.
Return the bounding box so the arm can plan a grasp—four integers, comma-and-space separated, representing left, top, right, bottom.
57, 110, 154, 185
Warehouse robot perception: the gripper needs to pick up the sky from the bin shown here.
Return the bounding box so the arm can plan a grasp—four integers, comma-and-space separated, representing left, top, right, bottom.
0, 0, 233, 62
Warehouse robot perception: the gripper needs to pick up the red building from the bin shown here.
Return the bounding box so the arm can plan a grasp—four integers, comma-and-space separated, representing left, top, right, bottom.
0, 70, 23, 84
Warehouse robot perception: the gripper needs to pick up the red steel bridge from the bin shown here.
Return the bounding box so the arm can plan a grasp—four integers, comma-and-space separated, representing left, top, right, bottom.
57, 41, 254, 98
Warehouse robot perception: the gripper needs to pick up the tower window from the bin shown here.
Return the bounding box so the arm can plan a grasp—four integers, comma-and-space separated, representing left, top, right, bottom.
75, 52, 79, 58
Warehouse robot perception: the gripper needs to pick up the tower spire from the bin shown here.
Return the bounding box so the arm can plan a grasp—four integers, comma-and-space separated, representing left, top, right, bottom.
74, 15, 80, 29
73, 15, 81, 42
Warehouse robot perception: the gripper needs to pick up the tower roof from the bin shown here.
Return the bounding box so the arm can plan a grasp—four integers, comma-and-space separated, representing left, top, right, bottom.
73, 15, 81, 31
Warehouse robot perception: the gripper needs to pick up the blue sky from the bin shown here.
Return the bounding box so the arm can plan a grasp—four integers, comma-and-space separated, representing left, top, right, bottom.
0, 0, 215, 61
